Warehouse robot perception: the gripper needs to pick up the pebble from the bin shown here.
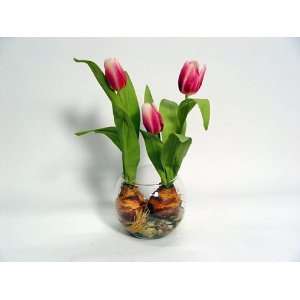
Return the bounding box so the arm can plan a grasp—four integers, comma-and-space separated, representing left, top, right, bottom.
125, 207, 184, 239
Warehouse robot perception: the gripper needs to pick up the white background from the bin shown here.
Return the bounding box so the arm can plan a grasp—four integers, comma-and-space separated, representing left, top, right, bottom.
0, 38, 300, 261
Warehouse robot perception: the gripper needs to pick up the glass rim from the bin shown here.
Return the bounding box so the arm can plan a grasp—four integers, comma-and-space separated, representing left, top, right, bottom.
121, 176, 177, 187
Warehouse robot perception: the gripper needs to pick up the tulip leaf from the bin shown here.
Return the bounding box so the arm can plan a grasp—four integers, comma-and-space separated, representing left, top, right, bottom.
74, 58, 141, 184
75, 126, 121, 150
181, 121, 187, 135
197, 99, 210, 130
161, 133, 192, 184
73, 58, 126, 129
118, 72, 140, 137
177, 98, 210, 133
117, 109, 140, 184
144, 85, 154, 104
140, 130, 167, 185
73, 58, 117, 102
159, 99, 179, 143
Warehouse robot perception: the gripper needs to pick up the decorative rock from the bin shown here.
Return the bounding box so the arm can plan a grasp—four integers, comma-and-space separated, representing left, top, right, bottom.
141, 227, 157, 238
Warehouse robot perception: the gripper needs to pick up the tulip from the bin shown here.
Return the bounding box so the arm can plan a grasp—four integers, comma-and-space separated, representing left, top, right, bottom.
142, 103, 164, 134
178, 60, 206, 96
104, 58, 127, 91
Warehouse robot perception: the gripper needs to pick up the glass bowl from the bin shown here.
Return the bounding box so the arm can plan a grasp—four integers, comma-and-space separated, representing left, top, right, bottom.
114, 165, 185, 239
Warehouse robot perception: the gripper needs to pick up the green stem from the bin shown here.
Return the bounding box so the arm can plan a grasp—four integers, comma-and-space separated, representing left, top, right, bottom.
117, 90, 127, 111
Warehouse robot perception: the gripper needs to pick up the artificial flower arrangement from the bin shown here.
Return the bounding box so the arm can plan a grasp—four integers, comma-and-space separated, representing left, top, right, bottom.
74, 57, 210, 239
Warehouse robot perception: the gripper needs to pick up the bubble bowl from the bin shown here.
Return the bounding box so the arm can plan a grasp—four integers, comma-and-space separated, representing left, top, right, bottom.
114, 165, 185, 239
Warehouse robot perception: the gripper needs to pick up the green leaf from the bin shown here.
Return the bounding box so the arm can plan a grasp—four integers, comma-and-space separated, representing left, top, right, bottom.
73, 59, 141, 136
181, 121, 187, 135
177, 98, 210, 133
73, 58, 117, 102
161, 133, 192, 184
197, 99, 210, 130
144, 85, 154, 104
159, 99, 179, 142
117, 109, 140, 184
118, 72, 140, 136
140, 130, 167, 184
75, 127, 121, 150
73, 58, 140, 184
73, 58, 125, 128
177, 99, 195, 133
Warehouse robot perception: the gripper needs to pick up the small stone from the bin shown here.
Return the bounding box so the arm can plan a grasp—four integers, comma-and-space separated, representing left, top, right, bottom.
157, 229, 163, 235
147, 221, 155, 227
142, 227, 157, 238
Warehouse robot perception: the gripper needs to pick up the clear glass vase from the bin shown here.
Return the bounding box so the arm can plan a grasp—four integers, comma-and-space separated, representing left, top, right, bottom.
114, 165, 184, 239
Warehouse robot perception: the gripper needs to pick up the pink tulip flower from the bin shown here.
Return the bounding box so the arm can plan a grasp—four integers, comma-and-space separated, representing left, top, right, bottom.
142, 103, 164, 134
178, 60, 206, 96
104, 58, 127, 91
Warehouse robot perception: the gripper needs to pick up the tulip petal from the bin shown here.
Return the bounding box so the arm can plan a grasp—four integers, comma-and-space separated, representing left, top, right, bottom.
178, 60, 206, 95
104, 58, 127, 90
142, 103, 163, 134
